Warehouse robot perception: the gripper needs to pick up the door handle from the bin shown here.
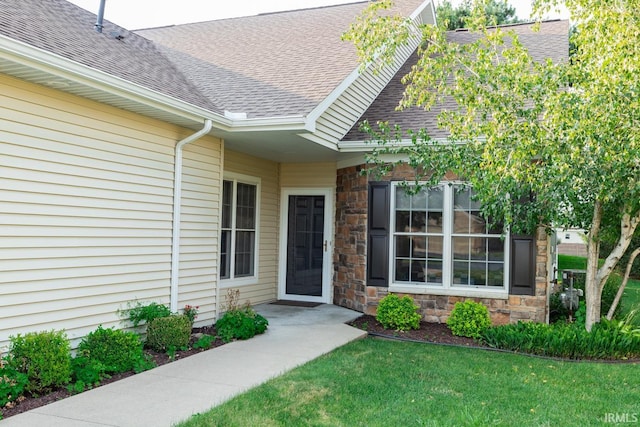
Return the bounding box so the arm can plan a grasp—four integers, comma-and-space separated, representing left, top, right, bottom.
324, 240, 328, 252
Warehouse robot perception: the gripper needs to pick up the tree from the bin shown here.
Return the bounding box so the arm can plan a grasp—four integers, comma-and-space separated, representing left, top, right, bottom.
436, 0, 518, 30
343, 0, 640, 330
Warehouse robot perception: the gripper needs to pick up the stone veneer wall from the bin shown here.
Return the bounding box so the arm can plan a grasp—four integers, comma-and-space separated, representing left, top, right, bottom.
333, 165, 550, 325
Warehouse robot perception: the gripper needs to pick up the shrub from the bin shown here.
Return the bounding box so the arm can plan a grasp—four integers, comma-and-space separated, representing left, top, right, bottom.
376, 294, 421, 331
481, 320, 640, 359
0, 359, 28, 408
611, 309, 640, 338
215, 307, 268, 343
77, 326, 149, 374
6, 330, 72, 395
193, 334, 216, 350
145, 315, 192, 352
119, 301, 171, 328
447, 300, 492, 339
68, 356, 109, 393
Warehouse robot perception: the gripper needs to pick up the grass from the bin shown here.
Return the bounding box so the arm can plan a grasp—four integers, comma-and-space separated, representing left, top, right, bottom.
177, 339, 639, 427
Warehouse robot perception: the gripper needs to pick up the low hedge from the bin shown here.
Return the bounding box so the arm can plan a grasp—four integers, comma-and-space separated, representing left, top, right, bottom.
146, 314, 192, 351
481, 319, 640, 360
77, 326, 150, 374
216, 307, 268, 343
6, 330, 72, 395
376, 294, 421, 331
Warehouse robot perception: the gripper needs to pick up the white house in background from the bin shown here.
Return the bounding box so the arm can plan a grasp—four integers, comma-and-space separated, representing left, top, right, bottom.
557, 228, 587, 245
556, 228, 588, 257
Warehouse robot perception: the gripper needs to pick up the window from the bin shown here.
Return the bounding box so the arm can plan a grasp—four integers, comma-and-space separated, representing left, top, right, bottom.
392, 183, 506, 290
220, 176, 258, 281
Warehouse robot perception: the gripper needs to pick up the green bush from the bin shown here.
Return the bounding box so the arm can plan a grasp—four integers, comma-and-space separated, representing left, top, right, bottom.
481, 319, 640, 359
7, 330, 72, 395
193, 334, 216, 350
146, 315, 192, 352
77, 326, 149, 374
0, 360, 28, 407
376, 294, 421, 331
68, 356, 109, 393
215, 307, 268, 343
119, 301, 171, 327
447, 300, 492, 339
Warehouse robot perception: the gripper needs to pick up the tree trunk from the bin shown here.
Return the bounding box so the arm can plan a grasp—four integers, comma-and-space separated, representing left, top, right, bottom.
585, 206, 640, 331
606, 247, 640, 320
584, 201, 602, 331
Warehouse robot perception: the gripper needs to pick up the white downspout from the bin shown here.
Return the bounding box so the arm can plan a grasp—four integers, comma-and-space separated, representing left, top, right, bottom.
170, 119, 213, 312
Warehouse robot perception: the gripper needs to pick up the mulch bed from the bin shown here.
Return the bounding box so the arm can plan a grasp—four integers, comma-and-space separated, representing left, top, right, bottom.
349, 314, 478, 347
1, 325, 224, 420
349, 315, 640, 364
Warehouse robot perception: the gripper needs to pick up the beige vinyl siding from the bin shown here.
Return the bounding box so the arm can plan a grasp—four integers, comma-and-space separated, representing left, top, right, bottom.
0, 74, 221, 349
222, 150, 279, 308
177, 140, 221, 326
280, 163, 337, 188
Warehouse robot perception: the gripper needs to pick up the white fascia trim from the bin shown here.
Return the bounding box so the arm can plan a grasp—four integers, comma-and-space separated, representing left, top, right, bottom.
0, 35, 229, 127
305, 67, 362, 125
298, 133, 340, 151
414, 0, 437, 24
225, 115, 311, 132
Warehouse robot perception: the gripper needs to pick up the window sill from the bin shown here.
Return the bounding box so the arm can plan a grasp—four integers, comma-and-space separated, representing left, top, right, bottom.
388, 284, 508, 300
220, 277, 259, 288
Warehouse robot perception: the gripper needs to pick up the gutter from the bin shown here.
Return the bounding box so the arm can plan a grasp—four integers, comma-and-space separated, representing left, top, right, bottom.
0, 35, 318, 136
0, 34, 229, 127
170, 119, 213, 313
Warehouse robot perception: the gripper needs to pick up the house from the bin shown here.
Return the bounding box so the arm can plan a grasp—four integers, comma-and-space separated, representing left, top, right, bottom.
0, 0, 568, 350
556, 228, 588, 257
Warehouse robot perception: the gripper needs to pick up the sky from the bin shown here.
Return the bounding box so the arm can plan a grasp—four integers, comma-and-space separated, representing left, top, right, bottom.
66, 0, 568, 30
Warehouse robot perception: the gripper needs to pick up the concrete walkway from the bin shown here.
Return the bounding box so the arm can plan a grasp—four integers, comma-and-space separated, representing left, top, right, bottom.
1, 304, 366, 427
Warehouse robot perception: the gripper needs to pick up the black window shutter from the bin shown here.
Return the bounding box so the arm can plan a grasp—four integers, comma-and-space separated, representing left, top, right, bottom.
510, 235, 536, 296
367, 182, 390, 286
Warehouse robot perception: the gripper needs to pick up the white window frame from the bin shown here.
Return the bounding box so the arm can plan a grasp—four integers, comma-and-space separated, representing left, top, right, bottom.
219, 172, 260, 288
388, 182, 509, 299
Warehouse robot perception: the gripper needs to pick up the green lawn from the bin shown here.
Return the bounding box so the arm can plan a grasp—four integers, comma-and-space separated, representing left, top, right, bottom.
177, 339, 639, 427
557, 254, 588, 273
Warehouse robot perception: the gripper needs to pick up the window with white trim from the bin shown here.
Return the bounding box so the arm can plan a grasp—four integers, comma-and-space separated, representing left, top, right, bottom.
392, 183, 506, 289
220, 177, 258, 280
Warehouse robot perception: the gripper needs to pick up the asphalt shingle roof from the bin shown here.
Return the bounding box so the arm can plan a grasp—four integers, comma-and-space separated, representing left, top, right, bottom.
0, 0, 220, 113
343, 19, 570, 141
136, 0, 425, 119
0, 0, 567, 139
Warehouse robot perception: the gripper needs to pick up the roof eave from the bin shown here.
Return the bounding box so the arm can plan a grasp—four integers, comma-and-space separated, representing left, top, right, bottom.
0, 34, 231, 130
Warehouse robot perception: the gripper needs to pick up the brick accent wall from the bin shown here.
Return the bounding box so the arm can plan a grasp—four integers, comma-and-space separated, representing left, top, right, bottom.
333, 165, 551, 324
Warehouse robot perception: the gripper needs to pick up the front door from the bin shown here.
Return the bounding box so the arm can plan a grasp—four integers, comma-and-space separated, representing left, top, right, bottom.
279, 189, 332, 303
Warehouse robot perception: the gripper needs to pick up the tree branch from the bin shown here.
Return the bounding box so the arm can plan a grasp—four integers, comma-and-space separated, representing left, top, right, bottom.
606, 247, 640, 320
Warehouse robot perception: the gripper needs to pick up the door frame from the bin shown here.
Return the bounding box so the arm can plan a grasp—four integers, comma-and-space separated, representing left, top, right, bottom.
278, 187, 333, 303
